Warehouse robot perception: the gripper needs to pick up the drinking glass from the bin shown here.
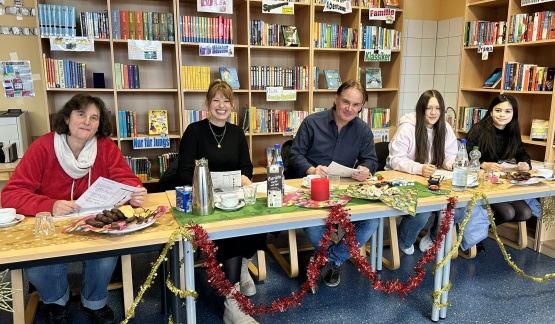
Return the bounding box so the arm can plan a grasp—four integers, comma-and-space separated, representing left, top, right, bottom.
35, 212, 56, 237
242, 184, 258, 205
481, 170, 494, 190
544, 160, 555, 170
328, 174, 340, 190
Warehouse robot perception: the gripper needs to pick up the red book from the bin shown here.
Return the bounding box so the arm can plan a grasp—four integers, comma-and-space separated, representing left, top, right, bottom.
135, 11, 144, 40
123, 64, 129, 89
120, 10, 129, 40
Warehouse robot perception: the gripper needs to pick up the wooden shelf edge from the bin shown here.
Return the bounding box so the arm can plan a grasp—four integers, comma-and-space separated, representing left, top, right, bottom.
467, 0, 508, 8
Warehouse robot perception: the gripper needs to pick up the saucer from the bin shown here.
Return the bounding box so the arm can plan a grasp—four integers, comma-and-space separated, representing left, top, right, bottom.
301, 181, 311, 188
216, 201, 246, 211
0, 214, 25, 228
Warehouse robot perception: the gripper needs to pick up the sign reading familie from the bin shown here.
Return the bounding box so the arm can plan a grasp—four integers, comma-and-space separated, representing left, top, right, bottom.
133, 136, 171, 149
323, 0, 352, 14
262, 0, 294, 14
364, 49, 391, 62
368, 8, 395, 24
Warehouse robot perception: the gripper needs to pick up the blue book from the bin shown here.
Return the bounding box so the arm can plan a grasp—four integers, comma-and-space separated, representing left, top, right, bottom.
323, 69, 341, 89
219, 67, 240, 89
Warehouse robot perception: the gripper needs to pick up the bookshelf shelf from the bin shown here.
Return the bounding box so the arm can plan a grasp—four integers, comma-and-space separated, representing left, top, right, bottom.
460, 87, 502, 92
117, 88, 178, 92
467, 0, 508, 8
521, 136, 547, 146
46, 88, 115, 92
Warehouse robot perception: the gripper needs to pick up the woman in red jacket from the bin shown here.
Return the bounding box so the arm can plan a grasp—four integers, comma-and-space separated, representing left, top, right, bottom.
2, 94, 147, 324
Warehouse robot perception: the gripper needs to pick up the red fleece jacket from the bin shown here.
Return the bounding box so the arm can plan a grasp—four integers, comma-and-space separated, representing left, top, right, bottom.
1, 132, 142, 216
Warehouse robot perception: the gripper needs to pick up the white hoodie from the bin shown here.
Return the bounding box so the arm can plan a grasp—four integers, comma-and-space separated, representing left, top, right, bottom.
386, 112, 458, 175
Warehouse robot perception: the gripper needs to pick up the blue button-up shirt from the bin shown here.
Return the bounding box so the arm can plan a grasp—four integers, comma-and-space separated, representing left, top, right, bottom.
289, 108, 378, 178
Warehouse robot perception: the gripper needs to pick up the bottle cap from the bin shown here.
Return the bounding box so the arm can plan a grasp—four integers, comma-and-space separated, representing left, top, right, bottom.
460, 139, 467, 143
274, 144, 281, 149
473, 146, 479, 150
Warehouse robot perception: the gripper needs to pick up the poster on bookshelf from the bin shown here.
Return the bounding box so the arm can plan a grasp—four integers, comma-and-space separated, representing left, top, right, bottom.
262, 0, 294, 15
266, 87, 296, 101
199, 44, 234, 57
323, 0, 352, 14
133, 136, 171, 149
197, 0, 233, 14
1, 60, 34, 98
50, 36, 94, 52
128, 40, 162, 61
364, 49, 391, 62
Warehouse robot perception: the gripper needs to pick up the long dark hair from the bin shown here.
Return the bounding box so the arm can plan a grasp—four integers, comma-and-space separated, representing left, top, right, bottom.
414, 90, 447, 167
52, 94, 112, 137
469, 94, 521, 160
331, 80, 368, 110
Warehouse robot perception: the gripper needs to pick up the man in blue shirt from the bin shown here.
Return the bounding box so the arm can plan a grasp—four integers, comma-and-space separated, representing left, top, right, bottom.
289, 80, 379, 290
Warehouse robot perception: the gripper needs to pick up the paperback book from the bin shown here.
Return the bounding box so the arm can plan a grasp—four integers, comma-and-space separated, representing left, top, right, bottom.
281, 26, 300, 47
323, 69, 341, 89
365, 67, 382, 88
148, 109, 168, 135
482, 67, 503, 88
219, 67, 240, 89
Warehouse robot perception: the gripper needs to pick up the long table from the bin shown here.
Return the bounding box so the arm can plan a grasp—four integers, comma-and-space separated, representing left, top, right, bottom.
167, 171, 555, 322
0, 192, 186, 324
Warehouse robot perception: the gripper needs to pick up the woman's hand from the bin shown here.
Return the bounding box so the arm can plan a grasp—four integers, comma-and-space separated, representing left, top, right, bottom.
352, 166, 370, 182
422, 164, 437, 178
516, 162, 530, 171
129, 186, 147, 207
52, 200, 81, 216
241, 175, 252, 186
482, 162, 504, 171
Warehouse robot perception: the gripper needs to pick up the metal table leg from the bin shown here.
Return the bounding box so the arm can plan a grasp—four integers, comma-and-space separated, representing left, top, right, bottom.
439, 219, 454, 319
183, 238, 197, 324
170, 241, 182, 323
377, 217, 384, 271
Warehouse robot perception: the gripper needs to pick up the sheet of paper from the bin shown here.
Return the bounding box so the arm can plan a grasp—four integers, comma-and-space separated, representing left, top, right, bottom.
211, 170, 241, 189
327, 161, 359, 177
432, 169, 453, 180
253, 181, 298, 194
55, 177, 137, 219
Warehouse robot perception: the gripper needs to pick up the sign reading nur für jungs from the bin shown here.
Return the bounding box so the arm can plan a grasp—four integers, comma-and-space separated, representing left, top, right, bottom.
133, 136, 170, 149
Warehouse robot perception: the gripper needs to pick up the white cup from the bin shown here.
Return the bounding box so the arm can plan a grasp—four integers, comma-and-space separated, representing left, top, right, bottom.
537, 168, 554, 178
0, 208, 16, 224
220, 194, 239, 208
302, 174, 320, 187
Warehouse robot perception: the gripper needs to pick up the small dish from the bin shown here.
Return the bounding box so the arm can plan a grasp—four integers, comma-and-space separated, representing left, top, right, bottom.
510, 178, 543, 186
216, 201, 246, 211
301, 181, 311, 188
0, 214, 25, 228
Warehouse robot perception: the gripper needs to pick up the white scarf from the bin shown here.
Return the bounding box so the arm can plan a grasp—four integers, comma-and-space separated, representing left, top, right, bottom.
54, 132, 97, 179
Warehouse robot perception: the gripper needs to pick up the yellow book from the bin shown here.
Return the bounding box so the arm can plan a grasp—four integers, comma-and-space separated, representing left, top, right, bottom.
148, 109, 168, 135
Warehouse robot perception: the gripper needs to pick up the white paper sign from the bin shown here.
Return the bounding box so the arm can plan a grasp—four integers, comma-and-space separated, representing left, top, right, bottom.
364, 49, 392, 62
133, 136, 171, 149
211, 170, 242, 189
128, 40, 162, 61
199, 43, 234, 57
368, 8, 396, 23
266, 86, 297, 101
197, 0, 233, 14
262, 0, 294, 14
477, 45, 493, 53
50, 36, 94, 52
323, 0, 352, 14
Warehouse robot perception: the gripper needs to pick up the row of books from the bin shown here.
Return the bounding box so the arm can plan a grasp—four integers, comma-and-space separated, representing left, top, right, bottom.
247, 107, 308, 133
183, 110, 238, 129
360, 108, 390, 128
463, 20, 506, 46
503, 62, 555, 91
124, 156, 151, 181
42, 55, 86, 89
37, 4, 77, 37
250, 66, 310, 90
250, 20, 285, 46
118, 110, 138, 138
180, 15, 233, 44
314, 23, 358, 49
181, 66, 211, 90
158, 152, 178, 178
112, 10, 174, 41
508, 11, 555, 44
114, 63, 140, 89
458, 106, 488, 132
361, 25, 401, 50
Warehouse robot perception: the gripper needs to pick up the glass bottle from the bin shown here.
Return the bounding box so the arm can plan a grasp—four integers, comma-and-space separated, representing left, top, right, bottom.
452, 139, 469, 192
468, 146, 481, 188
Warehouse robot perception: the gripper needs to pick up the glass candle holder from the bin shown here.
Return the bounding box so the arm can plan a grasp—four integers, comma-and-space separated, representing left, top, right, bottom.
35, 212, 56, 237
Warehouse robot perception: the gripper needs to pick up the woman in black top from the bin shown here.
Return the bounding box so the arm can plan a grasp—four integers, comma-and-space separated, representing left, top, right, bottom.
177, 80, 263, 324
466, 94, 532, 225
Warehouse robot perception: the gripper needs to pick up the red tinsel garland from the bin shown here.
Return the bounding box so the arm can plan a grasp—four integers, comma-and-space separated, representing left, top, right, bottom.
187, 196, 457, 315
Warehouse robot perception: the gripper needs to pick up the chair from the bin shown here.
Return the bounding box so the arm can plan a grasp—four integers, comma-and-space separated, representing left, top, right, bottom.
489, 221, 528, 250
154, 158, 179, 193
282, 139, 296, 179
374, 141, 389, 172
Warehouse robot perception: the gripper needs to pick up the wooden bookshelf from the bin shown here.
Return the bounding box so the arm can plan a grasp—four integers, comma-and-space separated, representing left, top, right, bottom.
458, 0, 555, 256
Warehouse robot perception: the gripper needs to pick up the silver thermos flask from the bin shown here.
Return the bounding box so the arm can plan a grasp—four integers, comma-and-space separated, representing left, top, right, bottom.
192, 158, 214, 215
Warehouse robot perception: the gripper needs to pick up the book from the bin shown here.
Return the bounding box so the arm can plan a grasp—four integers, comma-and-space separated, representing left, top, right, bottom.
323, 69, 341, 89
148, 109, 168, 135
531, 119, 549, 141
545, 67, 555, 91
385, 0, 400, 8
482, 68, 503, 88
219, 67, 240, 89
281, 26, 300, 47
365, 67, 382, 88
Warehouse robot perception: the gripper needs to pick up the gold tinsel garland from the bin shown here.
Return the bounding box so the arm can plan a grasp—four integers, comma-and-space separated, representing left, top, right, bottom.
431, 191, 555, 309
0, 269, 21, 313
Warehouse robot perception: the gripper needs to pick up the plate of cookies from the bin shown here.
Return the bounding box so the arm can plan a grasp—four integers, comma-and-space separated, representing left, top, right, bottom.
63, 205, 168, 234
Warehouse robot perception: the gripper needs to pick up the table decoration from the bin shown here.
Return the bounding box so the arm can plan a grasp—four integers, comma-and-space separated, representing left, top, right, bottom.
283, 190, 351, 208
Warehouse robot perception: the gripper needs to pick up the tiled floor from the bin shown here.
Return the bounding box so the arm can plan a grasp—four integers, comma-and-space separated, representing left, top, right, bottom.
2, 235, 555, 323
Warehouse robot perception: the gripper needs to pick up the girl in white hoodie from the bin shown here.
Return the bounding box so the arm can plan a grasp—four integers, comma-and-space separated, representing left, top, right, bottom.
386, 90, 458, 254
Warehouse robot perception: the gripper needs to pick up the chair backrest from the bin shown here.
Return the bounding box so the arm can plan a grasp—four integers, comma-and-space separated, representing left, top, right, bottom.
375, 141, 389, 172
281, 139, 296, 179
153, 158, 179, 193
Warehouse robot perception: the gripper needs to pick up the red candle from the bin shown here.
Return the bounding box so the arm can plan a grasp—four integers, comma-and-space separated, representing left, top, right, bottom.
311, 178, 330, 201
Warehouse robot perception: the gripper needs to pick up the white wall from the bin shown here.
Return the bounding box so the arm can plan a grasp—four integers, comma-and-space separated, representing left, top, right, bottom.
400, 17, 463, 121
